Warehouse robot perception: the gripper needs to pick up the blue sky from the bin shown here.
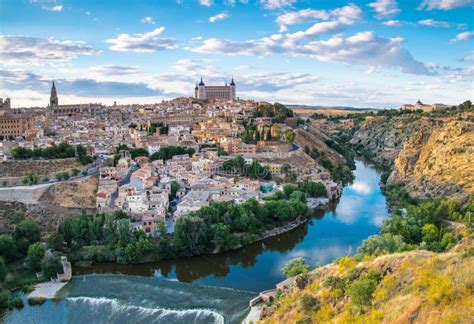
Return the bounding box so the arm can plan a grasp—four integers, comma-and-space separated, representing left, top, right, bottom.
0, 0, 473, 108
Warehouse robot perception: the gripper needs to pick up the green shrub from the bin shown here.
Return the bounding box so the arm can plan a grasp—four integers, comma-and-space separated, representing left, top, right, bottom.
300, 294, 320, 312
281, 257, 310, 278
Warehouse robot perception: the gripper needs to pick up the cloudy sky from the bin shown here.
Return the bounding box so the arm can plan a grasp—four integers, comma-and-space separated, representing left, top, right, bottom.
1, 0, 473, 108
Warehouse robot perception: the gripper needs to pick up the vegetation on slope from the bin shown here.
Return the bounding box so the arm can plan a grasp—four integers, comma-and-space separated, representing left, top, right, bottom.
261, 182, 474, 323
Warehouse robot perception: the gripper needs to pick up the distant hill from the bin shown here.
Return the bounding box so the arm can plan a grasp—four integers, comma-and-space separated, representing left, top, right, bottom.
286, 105, 378, 112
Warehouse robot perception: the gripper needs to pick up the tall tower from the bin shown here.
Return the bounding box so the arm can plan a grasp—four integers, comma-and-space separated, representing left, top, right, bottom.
198, 77, 206, 100
194, 83, 199, 99
49, 80, 58, 107
230, 77, 236, 100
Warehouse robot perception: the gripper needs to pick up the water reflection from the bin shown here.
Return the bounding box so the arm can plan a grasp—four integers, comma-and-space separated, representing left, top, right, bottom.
76, 160, 388, 292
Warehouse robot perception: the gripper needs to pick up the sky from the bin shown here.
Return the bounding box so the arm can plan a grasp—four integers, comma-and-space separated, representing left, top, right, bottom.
0, 0, 473, 108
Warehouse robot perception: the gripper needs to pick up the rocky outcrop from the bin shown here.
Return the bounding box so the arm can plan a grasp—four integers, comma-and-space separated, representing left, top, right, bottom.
389, 121, 473, 202
351, 116, 438, 167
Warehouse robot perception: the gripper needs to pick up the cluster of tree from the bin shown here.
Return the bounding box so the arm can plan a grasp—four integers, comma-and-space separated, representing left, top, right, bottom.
222, 156, 272, 180
303, 134, 355, 185
252, 103, 294, 123
76, 144, 94, 165
11, 142, 75, 160
150, 146, 195, 161
174, 197, 310, 257
10, 143, 94, 166
268, 182, 327, 201
146, 122, 169, 135
0, 219, 62, 309
356, 185, 472, 256
53, 194, 311, 265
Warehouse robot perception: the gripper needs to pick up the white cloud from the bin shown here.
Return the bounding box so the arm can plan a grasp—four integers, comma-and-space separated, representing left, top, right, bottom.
225, 0, 249, 5
276, 4, 363, 34
44, 5, 63, 12
199, 0, 213, 7
141, 16, 155, 24
260, 0, 296, 10
459, 52, 474, 62
106, 27, 178, 52
0, 35, 98, 65
368, 0, 400, 18
191, 31, 433, 76
418, 0, 473, 10
383, 19, 405, 26
209, 12, 229, 23
451, 31, 474, 42
418, 19, 450, 27
88, 65, 140, 76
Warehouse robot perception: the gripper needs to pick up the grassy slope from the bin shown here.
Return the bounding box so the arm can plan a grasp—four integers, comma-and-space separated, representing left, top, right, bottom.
261, 234, 474, 324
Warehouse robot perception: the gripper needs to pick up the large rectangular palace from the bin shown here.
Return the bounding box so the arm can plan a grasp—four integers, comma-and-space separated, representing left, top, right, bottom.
194, 78, 236, 101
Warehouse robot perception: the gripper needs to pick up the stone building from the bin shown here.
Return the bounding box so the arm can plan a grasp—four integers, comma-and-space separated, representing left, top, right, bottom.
47, 81, 104, 117
194, 77, 236, 101
0, 98, 33, 137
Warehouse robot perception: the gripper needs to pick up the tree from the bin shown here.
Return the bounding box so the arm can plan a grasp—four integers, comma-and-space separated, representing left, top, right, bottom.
13, 220, 41, 254
27, 243, 46, 271
349, 269, 382, 309
170, 181, 180, 199
212, 223, 237, 251
284, 129, 295, 144
422, 224, 439, 244
71, 168, 80, 176
302, 181, 327, 198
0, 257, 6, 281
281, 257, 310, 278
41, 254, 62, 279
173, 217, 211, 257
0, 235, 16, 261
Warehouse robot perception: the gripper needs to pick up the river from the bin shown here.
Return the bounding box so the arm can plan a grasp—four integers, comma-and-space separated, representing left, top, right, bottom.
4, 160, 388, 323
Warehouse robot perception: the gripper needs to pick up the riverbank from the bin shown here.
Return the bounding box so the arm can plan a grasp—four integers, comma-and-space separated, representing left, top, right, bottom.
212, 217, 309, 254
27, 281, 69, 301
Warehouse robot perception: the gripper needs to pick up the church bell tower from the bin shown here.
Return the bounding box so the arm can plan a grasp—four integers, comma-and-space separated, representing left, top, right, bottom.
49, 80, 58, 108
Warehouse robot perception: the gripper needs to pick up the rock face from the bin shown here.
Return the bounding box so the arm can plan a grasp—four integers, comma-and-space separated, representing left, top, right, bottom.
389, 121, 473, 202
351, 116, 438, 167
351, 112, 473, 201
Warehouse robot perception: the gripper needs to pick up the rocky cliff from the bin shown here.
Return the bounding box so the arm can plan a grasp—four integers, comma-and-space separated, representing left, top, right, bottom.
351, 112, 473, 201
389, 121, 473, 202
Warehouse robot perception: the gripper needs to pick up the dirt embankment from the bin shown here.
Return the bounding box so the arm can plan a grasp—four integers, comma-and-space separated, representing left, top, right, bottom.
0, 158, 81, 177
38, 176, 98, 209
0, 177, 98, 235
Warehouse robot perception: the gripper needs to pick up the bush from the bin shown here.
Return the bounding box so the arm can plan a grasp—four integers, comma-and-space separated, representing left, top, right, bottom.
41, 254, 62, 279
27, 243, 46, 271
281, 257, 310, 278
13, 220, 41, 254
349, 269, 382, 309
300, 294, 320, 312
324, 275, 345, 291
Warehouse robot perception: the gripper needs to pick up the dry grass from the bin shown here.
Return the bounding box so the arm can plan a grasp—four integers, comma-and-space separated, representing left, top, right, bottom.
261, 235, 474, 324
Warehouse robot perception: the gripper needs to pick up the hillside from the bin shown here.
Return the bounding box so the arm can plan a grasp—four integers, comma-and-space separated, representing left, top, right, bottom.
350, 111, 473, 201
261, 234, 474, 324
389, 120, 473, 202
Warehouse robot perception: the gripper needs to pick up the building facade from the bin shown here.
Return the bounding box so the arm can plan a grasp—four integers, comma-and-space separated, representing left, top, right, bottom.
194, 78, 236, 101
48, 81, 104, 116
0, 98, 34, 137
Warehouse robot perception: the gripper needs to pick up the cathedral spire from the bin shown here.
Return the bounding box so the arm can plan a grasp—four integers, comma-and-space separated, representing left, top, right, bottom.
50, 80, 58, 107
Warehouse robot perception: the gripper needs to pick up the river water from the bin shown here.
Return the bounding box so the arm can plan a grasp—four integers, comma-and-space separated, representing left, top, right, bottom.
4, 160, 388, 323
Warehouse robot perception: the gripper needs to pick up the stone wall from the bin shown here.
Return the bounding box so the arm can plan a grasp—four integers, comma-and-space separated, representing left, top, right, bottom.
0, 184, 53, 204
